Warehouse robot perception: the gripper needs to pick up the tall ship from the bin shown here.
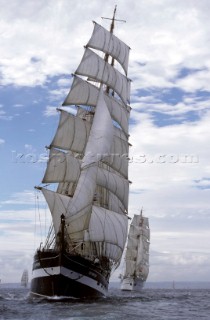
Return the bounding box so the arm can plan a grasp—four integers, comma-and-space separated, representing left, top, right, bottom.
30, 7, 131, 298
21, 269, 29, 288
121, 210, 150, 291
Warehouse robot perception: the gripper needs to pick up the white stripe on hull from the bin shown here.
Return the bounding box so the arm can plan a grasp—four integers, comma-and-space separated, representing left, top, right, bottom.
32, 266, 107, 295
121, 277, 134, 291
121, 277, 145, 291
32, 266, 61, 278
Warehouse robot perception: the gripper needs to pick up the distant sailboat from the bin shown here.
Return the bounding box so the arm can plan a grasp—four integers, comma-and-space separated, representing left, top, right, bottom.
21, 269, 29, 287
172, 280, 175, 290
121, 210, 150, 291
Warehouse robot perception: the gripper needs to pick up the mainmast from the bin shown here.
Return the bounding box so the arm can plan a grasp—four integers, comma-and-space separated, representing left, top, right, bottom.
102, 6, 126, 93
102, 5, 126, 34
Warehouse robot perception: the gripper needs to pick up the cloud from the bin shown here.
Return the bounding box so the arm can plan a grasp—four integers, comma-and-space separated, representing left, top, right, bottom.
148, 251, 210, 282
0, 0, 94, 86
129, 107, 210, 168
0, 189, 45, 206
57, 77, 71, 87
43, 105, 59, 117
0, 108, 13, 121
13, 104, 24, 108
0, 0, 209, 93
0, 138, 5, 145
176, 69, 210, 92
0, 206, 51, 283
194, 178, 210, 189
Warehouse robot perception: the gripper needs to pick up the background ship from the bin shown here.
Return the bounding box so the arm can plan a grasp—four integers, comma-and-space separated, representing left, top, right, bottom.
121, 210, 150, 291
21, 269, 29, 288
30, 7, 131, 298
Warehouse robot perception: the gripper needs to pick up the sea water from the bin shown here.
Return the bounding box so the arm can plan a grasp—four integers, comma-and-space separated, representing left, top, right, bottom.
0, 284, 210, 320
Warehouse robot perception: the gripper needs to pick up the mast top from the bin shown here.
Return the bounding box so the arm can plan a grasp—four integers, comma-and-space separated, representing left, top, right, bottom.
140, 207, 143, 216
101, 5, 126, 34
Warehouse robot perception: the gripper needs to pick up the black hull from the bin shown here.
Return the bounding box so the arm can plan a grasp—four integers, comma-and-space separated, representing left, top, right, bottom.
30, 250, 110, 298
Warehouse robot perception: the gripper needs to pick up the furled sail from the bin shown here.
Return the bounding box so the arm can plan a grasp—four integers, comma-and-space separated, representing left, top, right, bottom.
40, 17, 131, 266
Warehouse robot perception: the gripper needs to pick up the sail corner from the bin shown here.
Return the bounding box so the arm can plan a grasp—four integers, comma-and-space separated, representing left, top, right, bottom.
34, 186, 42, 191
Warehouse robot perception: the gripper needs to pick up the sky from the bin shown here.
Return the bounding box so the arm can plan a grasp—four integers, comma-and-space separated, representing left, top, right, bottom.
0, 0, 210, 284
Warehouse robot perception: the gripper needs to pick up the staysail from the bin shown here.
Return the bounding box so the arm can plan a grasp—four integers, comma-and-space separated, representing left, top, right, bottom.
39, 19, 131, 267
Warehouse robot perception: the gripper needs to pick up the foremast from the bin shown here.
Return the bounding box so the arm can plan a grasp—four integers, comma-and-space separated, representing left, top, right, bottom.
36, 7, 131, 272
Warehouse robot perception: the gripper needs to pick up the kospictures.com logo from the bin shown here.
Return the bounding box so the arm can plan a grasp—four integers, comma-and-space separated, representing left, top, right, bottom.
11, 151, 199, 164
129, 153, 199, 164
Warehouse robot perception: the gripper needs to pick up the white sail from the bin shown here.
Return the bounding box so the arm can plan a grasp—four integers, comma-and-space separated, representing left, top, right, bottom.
82, 86, 114, 168
61, 86, 113, 218
41, 186, 128, 263
121, 213, 150, 283
97, 168, 129, 210
129, 224, 150, 239
44, 143, 128, 181
62, 76, 130, 134
43, 149, 129, 198
87, 22, 130, 75
126, 236, 138, 249
42, 183, 95, 237
136, 237, 144, 266
48, 113, 129, 179
50, 110, 91, 153
42, 149, 80, 183
124, 260, 136, 276
43, 150, 128, 209
51, 109, 128, 161
75, 48, 131, 105
41, 188, 72, 235
87, 206, 128, 261
63, 75, 99, 108
107, 191, 127, 214
66, 165, 98, 217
